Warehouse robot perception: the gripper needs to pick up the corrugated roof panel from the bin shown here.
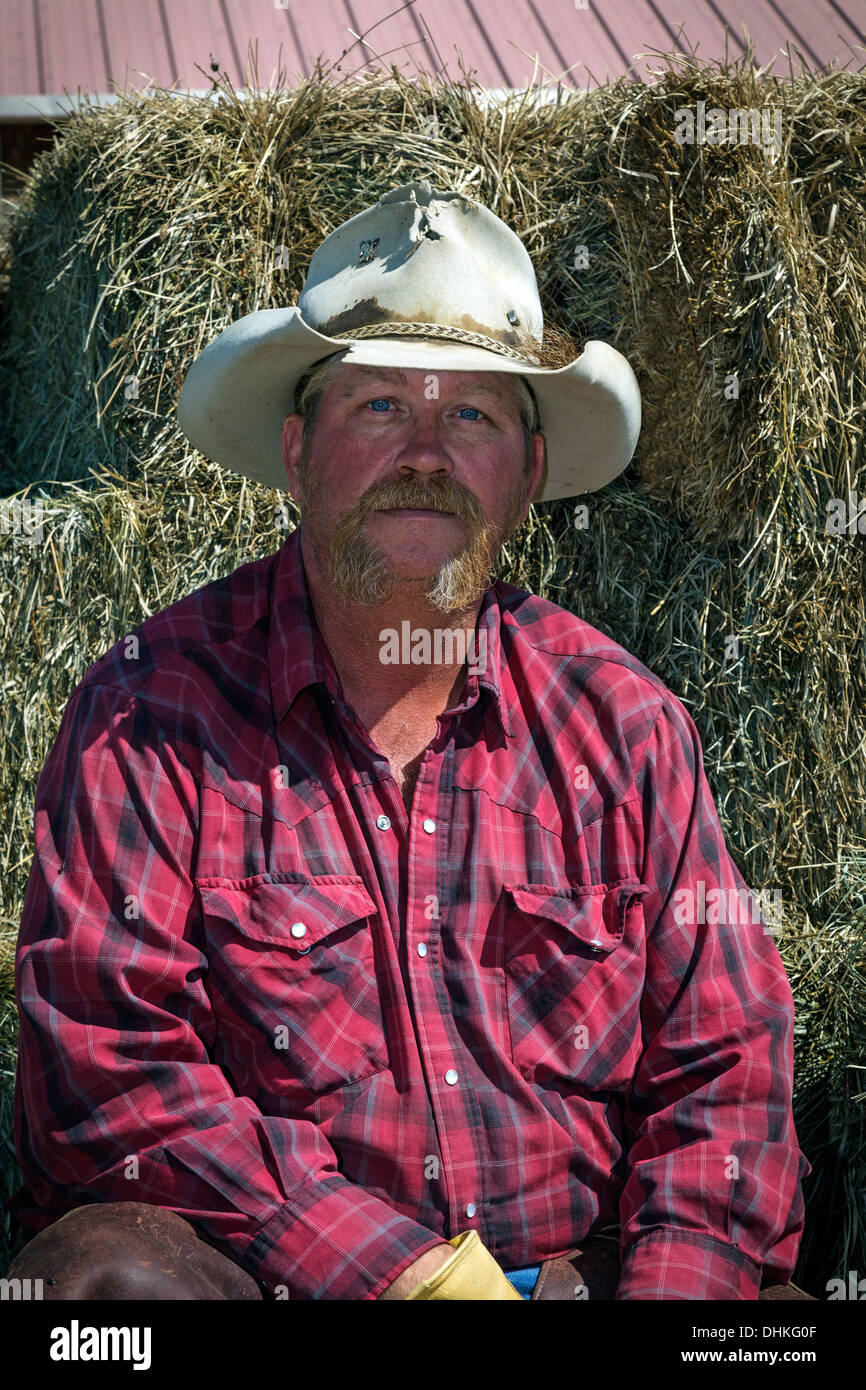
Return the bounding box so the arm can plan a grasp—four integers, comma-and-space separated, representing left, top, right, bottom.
534, 0, 685, 86
753, 0, 865, 68
650, 0, 862, 75
399, 0, 513, 87
1, 1, 40, 94
212, 0, 313, 85
37, 0, 108, 98
282, 0, 375, 81
0, 0, 861, 115
158, 0, 247, 89
331, 1, 433, 83
101, 0, 177, 92
460, 1, 637, 88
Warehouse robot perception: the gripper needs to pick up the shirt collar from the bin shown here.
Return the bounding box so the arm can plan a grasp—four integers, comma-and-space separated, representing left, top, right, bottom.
269, 524, 514, 738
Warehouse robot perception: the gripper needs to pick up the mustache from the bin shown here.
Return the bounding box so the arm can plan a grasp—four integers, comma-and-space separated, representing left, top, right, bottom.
296, 439, 480, 518
361, 479, 476, 517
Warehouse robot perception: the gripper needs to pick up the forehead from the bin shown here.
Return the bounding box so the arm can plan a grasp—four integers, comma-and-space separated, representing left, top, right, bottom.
328, 363, 520, 406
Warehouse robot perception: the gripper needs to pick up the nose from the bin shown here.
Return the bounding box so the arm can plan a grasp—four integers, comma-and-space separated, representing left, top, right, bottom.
394, 415, 455, 479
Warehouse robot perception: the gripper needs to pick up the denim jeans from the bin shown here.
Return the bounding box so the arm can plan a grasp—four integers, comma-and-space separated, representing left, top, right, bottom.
503, 1265, 541, 1299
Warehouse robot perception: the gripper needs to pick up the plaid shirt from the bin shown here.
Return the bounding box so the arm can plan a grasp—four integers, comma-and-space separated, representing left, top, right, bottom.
10, 523, 811, 1299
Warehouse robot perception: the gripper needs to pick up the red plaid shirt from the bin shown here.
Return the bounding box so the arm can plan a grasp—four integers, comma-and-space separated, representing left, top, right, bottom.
10, 523, 810, 1299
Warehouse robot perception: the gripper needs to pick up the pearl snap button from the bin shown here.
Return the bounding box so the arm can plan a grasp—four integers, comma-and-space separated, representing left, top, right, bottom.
376, 814, 391, 831
290, 922, 307, 939
444, 1069, 459, 1085
417, 942, 428, 957
422, 818, 436, 833
465, 1203, 477, 1218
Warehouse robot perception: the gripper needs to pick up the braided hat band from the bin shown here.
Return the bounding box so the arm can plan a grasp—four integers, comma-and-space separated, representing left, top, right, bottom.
329, 321, 542, 366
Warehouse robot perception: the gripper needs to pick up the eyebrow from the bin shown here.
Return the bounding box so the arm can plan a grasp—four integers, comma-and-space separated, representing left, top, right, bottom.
335, 367, 512, 406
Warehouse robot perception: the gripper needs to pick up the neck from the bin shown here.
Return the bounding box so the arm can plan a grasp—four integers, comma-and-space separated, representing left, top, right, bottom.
298, 525, 485, 716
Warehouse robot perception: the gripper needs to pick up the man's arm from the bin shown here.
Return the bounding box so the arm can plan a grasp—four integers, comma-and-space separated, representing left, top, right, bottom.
617, 693, 811, 1299
13, 681, 446, 1300
377, 1245, 455, 1299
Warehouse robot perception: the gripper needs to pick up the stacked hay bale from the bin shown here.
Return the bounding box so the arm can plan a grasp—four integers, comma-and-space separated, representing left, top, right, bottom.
0, 50, 863, 1292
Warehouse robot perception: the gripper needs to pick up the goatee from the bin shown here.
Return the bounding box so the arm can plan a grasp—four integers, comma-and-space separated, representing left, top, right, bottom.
297, 453, 530, 614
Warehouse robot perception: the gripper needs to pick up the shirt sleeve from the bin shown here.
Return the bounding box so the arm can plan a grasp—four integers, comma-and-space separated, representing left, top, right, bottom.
12, 682, 444, 1299
616, 692, 812, 1300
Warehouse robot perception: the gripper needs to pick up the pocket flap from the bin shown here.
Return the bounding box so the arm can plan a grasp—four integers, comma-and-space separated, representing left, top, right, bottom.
196, 874, 378, 952
504, 881, 648, 955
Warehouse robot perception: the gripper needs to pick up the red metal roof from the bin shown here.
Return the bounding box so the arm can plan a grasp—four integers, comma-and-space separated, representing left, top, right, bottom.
1, 0, 863, 117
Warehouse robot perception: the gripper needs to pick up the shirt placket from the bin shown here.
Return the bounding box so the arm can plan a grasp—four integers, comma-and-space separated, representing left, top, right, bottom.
341, 685, 482, 1239
405, 700, 486, 1235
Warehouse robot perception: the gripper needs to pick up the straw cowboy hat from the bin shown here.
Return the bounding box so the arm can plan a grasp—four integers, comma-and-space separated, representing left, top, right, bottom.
177, 180, 641, 503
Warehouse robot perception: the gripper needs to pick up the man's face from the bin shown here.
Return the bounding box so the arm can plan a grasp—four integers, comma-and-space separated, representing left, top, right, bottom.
280, 364, 546, 614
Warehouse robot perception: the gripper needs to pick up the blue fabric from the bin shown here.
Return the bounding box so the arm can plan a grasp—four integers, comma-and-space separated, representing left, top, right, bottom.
504, 1264, 541, 1300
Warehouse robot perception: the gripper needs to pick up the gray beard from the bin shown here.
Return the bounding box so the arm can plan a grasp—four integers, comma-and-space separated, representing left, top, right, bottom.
297, 453, 530, 614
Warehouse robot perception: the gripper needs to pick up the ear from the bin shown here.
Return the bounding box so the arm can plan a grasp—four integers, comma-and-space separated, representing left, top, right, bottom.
281, 414, 305, 504
523, 433, 547, 512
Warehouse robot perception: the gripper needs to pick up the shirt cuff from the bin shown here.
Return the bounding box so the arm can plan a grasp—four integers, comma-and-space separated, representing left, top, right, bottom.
616, 1229, 763, 1300
238, 1180, 448, 1300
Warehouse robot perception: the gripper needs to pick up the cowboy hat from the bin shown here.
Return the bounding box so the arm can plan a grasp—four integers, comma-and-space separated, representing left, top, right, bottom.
177, 180, 641, 503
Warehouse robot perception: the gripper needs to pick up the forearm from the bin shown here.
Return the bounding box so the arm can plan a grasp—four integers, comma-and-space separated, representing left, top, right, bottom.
15, 1003, 448, 1300
378, 1244, 455, 1299
616, 1228, 764, 1300
378, 1230, 524, 1300
620, 695, 811, 1294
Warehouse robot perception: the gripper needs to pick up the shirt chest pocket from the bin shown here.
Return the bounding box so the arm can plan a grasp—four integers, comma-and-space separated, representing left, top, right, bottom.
502, 881, 649, 1088
195, 873, 387, 1099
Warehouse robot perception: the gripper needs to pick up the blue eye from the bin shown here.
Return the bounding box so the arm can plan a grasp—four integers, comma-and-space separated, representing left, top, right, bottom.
362, 399, 486, 419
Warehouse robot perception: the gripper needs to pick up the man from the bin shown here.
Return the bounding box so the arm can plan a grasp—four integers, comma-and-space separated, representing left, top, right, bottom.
7, 181, 812, 1300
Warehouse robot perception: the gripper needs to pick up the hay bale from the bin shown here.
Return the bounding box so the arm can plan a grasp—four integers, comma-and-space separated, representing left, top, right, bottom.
0, 48, 863, 1291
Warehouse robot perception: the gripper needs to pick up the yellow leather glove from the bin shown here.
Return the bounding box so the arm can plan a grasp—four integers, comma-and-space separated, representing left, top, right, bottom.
404, 1230, 524, 1300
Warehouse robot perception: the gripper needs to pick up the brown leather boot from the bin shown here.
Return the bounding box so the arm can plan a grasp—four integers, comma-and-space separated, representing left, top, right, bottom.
6, 1202, 264, 1300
